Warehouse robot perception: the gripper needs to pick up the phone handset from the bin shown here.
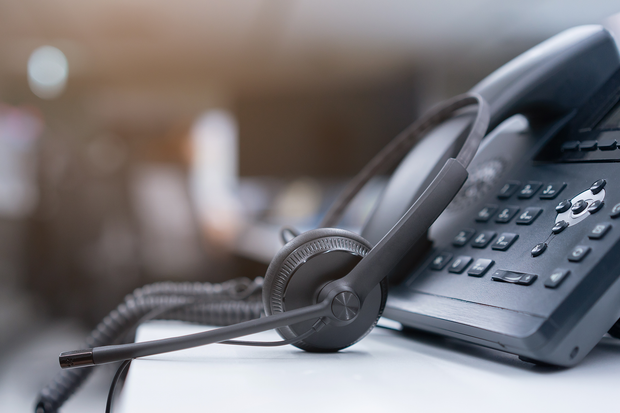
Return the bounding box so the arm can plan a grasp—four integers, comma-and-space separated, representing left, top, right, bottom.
362, 25, 620, 250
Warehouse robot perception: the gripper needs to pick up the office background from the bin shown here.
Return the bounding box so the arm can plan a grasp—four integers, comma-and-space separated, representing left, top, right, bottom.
1, 1, 619, 411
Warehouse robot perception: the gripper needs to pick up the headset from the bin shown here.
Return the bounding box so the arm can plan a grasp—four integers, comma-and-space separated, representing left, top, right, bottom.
36, 93, 489, 412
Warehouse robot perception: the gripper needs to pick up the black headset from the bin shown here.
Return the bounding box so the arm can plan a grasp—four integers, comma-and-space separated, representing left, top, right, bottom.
56, 93, 489, 365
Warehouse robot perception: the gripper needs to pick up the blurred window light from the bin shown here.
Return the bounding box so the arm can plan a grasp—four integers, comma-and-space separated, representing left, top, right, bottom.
189, 109, 242, 247
0, 105, 43, 218
27, 46, 68, 100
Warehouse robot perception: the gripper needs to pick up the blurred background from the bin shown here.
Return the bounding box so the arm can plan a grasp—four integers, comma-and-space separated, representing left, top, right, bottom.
1, 1, 620, 411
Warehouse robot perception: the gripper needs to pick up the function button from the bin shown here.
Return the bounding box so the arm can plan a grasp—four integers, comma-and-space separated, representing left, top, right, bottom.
495, 206, 520, 223
568, 245, 591, 262
429, 252, 453, 271
531, 242, 547, 257
516, 207, 543, 225
491, 233, 519, 251
497, 181, 521, 199
598, 138, 617, 151
579, 140, 598, 151
518, 181, 543, 199
611, 203, 620, 219
556, 199, 572, 213
552, 220, 569, 234
475, 204, 499, 223
590, 179, 606, 195
448, 256, 473, 274
544, 269, 570, 289
453, 229, 476, 247
589, 222, 611, 240
571, 199, 588, 215
471, 231, 496, 249
539, 183, 566, 199
561, 141, 579, 152
587, 200, 604, 214
491, 270, 537, 286
467, 258, 494, 277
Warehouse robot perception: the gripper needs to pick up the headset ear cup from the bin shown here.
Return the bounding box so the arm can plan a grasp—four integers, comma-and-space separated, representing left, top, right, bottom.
263, 228, 388, 352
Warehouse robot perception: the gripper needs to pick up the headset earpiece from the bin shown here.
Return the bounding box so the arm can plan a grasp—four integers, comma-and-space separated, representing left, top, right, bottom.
263, 228, 388, 352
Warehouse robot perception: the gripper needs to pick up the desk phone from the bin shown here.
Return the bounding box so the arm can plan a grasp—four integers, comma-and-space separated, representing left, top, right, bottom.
373, 25, 620, 366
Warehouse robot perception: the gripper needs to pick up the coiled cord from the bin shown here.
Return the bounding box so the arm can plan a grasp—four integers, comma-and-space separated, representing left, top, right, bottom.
35, 278, 264, 413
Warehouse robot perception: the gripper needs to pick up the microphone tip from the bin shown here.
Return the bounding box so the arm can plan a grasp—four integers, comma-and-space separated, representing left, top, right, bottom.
59, 349, 94, 369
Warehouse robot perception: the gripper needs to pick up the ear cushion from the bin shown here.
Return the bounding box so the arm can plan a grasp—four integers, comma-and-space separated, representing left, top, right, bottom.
263, 228, 388, 352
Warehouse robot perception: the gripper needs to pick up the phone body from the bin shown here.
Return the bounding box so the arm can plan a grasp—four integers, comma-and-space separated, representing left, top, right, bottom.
365, 25, 620, 366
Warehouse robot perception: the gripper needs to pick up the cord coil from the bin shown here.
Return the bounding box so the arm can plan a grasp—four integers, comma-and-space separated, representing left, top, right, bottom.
35, 278, 264, 413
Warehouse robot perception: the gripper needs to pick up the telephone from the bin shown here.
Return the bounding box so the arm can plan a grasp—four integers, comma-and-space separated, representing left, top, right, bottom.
373, 24, 620, 367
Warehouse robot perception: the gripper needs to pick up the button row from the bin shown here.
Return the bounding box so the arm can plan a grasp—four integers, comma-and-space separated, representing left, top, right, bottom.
429, 253, 495, 277
476, 205, 543, 225
453, 230, 518, 250
430, 256, 571, 289
498, 181, 565, 200
561, 139, 618, 152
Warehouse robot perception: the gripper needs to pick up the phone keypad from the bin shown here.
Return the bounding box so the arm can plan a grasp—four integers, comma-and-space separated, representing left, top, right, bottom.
427, 176, 615, 293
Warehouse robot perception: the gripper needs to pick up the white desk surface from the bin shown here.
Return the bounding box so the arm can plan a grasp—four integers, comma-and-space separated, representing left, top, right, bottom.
118, 320, 620, 413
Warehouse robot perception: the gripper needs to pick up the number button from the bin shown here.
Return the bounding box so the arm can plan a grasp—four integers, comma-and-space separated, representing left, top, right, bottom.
491, 233, 518, 251
539, 182, 566, 199
467, 259, 494, 277
588, 223, 611, 240
544, 269, 570, 289
495, 206, 520, 223
429, 252, 453, 271
518, 182, 543, 199
452, 229, 476, 247
471, 231, 496, 249
497, 181, 520, 199
448, 256, 473, 274
475, 204, 498, 223
568, 245, 591, 262
516, 207, 543, 225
